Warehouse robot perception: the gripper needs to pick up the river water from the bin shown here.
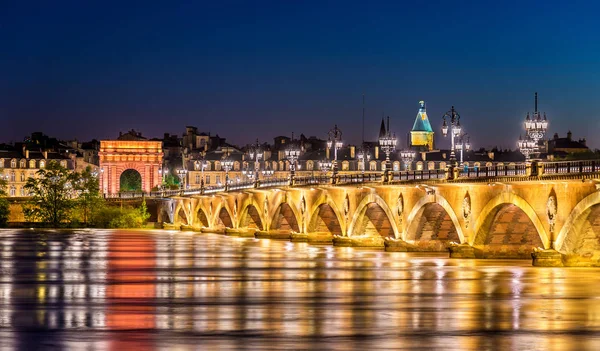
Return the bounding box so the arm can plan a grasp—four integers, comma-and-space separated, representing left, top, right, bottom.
0, 229, 599, 350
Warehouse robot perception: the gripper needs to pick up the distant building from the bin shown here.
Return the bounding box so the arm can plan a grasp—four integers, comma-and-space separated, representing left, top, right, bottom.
548, 131, 589, 157
410, 101, 434, 151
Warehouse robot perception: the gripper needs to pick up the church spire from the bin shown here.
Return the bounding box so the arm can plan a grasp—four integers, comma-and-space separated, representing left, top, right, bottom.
379, 117, 387, 138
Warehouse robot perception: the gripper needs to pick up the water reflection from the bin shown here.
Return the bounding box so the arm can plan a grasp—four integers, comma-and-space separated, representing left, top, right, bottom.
0, 229, 599, 349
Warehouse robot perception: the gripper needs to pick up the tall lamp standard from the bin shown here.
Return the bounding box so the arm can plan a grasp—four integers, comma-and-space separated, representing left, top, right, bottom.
176, 169, 188, 191
400, 150, 416, 171
524, 92, 549, 159
517, 135, 537, 161
284, 140, 301, 185
222, 156, 234, 191
356, 146, 371, 174
455, 134, 471, 165
441, 106, 462, 166
327, 125, 343, 183
247, 139, 263, 183
378, 116, 397, 182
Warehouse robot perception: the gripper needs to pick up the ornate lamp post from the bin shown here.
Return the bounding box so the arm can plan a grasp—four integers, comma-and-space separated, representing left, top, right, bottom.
284, 141, 301, 185
176, 169, 188, 190
378, 117, 397, 182
455, 134, 471, 164
222, 157, 234, 191
441, 106, 462, 166
517, 135, 537, 161
357, 146, 371, 174
524, 92, 549, 159
327, 125, 343, 180
262, 166, 274, 178
248, 139, 263, 181
400, 149, 416, 171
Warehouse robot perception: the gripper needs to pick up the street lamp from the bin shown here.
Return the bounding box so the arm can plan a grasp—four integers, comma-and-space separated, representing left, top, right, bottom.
222, 157, 234, 191
455, 134, 471, 164
327, 125, 343, 178
441, 106, 462, 165
523, 92, 548, 158
518, 135, 537, 161
176, 169, 188, 190
356, 146, 371, 173
378, 116, 397, 182
318, 159, 333, 173
284, 140, 301, 185
248, 139, 263, 181
400, 150, 416, 171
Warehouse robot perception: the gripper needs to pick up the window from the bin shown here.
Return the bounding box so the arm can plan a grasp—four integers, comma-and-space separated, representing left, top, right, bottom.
0, 159, 3, 168
428, 162, 435, 170
306, 160, 314, 171
439, 162, 447, 170
20, 187, 25, 196
29, 160, 36, 168
19, 159, 26, 168
39, 160, 45, 169
342, 161, 349, 171
195, 174, 201, 184
205, 175, 210, 185
216, 175, 221, 185
20, 172, 25, 182
60, 160, 67, 168
194, 161, 200, 171
416, 161, 423, 171
10, 172, 15, 182
10, 159, 16, 168
369, 161, 377, 171
233, 161, 240, 171
393, 161, 400, 171
9, 186, 15, 197
214, 161, 221, 171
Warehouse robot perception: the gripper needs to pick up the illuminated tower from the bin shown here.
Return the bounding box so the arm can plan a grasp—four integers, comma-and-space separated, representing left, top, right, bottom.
410, 100, 434, 151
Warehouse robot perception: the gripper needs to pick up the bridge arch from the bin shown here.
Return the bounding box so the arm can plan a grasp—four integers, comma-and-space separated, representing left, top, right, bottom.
174, 201, 190, 226
472, 192, 549, 258
213, 201, 235, 229
307, 194, 345, 235
270, 200, 301, 233
238, 199, 265, 231
404, 194, 464, 250
347, 193, 399, 238
555, 191, 600, 256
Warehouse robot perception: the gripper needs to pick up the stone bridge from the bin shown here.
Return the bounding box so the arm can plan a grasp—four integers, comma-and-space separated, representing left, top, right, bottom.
157, 164, 600, 267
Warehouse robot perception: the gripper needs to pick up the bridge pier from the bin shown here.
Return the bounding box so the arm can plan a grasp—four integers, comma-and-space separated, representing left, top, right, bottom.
531, 248, 563, 267
333, 235, 384, 248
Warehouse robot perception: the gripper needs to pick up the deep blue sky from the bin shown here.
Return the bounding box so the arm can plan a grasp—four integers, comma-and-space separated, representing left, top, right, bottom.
1, 0, 600, 149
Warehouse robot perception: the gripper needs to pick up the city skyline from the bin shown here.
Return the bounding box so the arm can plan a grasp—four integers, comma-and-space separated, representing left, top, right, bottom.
2, 1, 600, 149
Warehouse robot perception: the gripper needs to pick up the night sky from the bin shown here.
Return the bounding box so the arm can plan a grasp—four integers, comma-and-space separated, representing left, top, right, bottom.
2, 1, 600, 149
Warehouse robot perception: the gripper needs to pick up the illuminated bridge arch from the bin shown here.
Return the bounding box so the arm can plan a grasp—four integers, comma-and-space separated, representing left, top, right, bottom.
404, 194, 464, 250
307, 194, 345, 235
555, 192, 600, 257
238, 200, 265, 231
472, 192, 548, 258
270, 201, 301, 233
347, 193, 399, 238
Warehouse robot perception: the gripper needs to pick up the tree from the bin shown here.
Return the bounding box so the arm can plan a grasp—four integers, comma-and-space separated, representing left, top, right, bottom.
0, 178, 9, 227
24, 161, 77, 226
74, 166, 103, 225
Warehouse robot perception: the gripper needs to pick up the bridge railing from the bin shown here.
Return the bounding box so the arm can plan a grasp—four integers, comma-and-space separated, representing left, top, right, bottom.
294, 175, 330, 186
337, 172, 381, 184
390, 169, 447, 181
258, 177, 290, 188
459, 164, 527, 178
541, 160, 598, 175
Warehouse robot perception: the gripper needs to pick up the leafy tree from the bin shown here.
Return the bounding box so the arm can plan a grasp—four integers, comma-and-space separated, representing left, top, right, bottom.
24, 161, 77, 226
138, 198, 150, 224
74, 166, 103, 225
0, 178, 9, 227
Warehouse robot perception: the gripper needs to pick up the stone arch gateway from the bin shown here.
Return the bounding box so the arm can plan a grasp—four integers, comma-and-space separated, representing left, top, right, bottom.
99, 139, 164, 194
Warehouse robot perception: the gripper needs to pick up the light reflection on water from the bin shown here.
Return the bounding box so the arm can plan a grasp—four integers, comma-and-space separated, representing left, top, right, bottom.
0, 229, 599, 350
